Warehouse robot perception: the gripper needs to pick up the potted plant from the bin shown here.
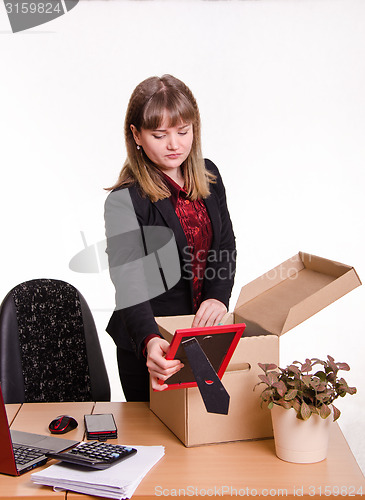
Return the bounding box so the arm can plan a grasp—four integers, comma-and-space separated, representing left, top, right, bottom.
255, 355, 357, 463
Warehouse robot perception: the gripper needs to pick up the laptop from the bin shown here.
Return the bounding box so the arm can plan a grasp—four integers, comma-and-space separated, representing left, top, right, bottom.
0, 384, 79, 476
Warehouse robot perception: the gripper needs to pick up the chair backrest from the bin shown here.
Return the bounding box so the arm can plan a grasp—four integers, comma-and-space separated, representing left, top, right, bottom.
0, 279, 110, 403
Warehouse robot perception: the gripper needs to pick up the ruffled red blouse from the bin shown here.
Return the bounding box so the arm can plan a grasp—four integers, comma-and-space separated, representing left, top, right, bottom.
162, 173, 213, 312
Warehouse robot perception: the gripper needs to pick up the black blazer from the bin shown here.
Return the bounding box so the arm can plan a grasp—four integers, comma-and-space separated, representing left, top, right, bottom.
105, 159, 236, 356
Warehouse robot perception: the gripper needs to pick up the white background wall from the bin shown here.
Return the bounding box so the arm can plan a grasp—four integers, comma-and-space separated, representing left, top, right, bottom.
1, 0, 364, 474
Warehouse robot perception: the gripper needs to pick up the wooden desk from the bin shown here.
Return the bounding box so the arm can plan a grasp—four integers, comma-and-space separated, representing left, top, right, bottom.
2, 402, 94, 500
2, 402, 364, 499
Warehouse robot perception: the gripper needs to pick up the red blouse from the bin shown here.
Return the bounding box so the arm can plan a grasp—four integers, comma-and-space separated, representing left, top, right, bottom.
163, 173, 213, 312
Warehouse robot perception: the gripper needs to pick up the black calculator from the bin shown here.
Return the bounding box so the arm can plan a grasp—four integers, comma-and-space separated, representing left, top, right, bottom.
46, 441, 137, 469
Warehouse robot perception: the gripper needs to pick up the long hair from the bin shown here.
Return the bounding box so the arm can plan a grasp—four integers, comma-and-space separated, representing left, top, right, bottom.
106, 75, 215, 201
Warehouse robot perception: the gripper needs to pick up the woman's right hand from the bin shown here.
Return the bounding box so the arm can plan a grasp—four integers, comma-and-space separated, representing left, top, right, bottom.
146, 337, 184, 391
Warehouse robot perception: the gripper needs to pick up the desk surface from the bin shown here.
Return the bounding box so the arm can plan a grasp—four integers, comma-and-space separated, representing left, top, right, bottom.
2, 402, 364, 500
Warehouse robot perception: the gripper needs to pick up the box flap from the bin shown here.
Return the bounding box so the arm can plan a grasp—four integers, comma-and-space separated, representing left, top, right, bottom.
282, 267, 362, 333
299, 251, 358, 278
235, 253, 304, 311
235, 252, 361, 337
156, 315, 194, 342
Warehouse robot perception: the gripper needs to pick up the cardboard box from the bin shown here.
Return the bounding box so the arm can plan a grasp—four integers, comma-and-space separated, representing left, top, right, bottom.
150, 252, 361, 447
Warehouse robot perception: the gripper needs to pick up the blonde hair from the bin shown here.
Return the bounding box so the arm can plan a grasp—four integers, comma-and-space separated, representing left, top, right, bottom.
107, 74, 215, 201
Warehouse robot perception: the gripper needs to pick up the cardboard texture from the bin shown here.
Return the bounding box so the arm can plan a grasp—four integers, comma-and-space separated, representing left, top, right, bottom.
150, 252, 361, 447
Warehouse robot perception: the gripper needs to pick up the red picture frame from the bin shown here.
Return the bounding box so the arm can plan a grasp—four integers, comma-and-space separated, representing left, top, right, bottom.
162, 323, 246, 390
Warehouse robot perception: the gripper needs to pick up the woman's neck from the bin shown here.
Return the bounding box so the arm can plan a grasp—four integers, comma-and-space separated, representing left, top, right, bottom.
159, 167, 184, 188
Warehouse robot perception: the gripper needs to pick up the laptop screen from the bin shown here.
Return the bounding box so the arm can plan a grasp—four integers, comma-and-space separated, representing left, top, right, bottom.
0, 384, 19, 476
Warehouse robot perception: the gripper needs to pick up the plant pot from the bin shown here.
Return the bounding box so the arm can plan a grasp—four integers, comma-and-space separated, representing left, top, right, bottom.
271, 404, 333, 464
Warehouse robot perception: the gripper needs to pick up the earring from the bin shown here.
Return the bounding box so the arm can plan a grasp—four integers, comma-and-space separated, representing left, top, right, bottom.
136, 145, 141, 150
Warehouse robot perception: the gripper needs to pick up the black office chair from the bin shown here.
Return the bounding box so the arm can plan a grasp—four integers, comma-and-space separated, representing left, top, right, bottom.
0, 278, 110, 403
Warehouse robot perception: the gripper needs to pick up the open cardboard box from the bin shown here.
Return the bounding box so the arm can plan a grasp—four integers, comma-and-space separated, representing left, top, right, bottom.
150, 252, 361, 447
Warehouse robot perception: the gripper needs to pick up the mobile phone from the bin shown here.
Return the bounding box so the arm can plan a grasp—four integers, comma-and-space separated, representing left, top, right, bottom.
84, 413, 117, 440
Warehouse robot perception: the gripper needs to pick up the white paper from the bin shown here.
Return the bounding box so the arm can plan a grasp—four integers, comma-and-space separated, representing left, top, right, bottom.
31, 445, 165, 499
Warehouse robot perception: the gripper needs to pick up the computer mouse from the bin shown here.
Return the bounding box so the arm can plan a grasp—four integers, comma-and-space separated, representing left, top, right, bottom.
49, 415, 78, 434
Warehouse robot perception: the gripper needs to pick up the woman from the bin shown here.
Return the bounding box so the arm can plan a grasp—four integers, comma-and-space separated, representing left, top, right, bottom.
105, 74, 236, 402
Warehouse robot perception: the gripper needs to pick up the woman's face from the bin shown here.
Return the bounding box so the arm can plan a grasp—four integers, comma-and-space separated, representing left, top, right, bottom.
131, 113, 194, 175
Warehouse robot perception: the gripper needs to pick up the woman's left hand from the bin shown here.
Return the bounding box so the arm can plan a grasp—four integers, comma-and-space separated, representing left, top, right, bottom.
192, 299, 227, 328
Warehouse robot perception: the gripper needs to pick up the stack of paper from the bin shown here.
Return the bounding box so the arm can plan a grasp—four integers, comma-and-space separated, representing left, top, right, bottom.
31, 445, 165, 499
